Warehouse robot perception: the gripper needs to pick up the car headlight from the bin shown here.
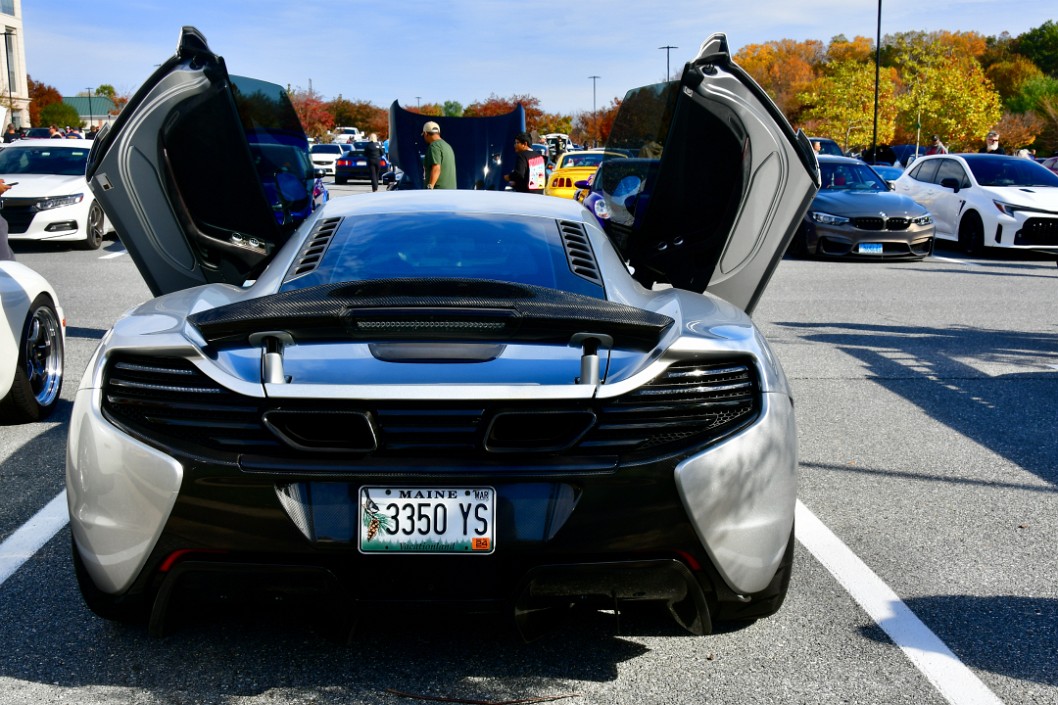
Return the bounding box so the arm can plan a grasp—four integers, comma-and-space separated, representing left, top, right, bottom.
992, 200, 1025, 216
34, 194, 84, 211
911, 214, 933, 225
811, 211, 849, 226
593, 198, 611, 220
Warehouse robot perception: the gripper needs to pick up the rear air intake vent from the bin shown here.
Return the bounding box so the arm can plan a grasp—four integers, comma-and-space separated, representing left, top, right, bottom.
557, 220, 603, 286
290, 217, 342, 276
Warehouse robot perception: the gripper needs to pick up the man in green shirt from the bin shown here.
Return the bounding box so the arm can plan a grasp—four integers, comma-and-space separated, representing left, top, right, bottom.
422, 121, 457, 189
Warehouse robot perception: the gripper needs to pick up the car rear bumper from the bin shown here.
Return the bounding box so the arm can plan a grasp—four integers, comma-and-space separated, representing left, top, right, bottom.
67, 387, 797, 609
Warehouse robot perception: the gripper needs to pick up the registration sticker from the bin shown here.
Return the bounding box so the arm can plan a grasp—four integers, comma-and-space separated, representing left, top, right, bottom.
359, 487, 496, 554
859, 243, 883, 255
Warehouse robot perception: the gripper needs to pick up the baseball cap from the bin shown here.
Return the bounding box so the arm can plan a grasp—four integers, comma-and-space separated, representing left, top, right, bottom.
986, 131, 999, 139
422, 121, 440, 134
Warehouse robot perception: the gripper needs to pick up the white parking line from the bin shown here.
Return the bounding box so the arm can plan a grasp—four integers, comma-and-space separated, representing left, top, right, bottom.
0, 490, 69, 586
930, 255, 973, 265
99, 250, 127, 259
796, 500, 1003, 705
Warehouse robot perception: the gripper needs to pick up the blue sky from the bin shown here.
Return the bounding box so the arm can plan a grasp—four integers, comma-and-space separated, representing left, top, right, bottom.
22, 1, 1058, 115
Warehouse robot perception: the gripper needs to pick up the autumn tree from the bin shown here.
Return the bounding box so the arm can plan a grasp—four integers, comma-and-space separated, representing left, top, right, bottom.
465, 93, 543, 132
287, 86, 334, 140
572, 97, 621, 147
536, 112, 573, 136
888, 31, 1002, 150
28, 77, 63, 126
734, 39, 824, 122
987, 56, 1045, 106
825, 35, 874, 64
327, 97, 388, 138
798, 60, 898, 151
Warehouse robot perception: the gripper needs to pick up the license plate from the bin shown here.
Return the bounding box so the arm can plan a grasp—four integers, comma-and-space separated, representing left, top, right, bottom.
355, 160, 366, 166
359, 487, 496, 554
859, 243, 883, 255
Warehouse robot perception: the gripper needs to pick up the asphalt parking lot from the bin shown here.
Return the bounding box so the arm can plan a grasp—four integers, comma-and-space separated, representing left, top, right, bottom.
1, 181, 1056, 704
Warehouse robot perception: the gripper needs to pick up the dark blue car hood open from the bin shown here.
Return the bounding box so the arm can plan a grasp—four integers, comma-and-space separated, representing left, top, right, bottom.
387, 102, 525, 191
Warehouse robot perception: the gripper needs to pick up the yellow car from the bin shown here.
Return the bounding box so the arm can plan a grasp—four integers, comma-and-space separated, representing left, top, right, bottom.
544, 150, 626, 199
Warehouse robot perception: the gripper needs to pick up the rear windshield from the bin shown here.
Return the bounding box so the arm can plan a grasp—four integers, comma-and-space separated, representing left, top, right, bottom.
282, 212, 604, 298
0, 145, 89, 176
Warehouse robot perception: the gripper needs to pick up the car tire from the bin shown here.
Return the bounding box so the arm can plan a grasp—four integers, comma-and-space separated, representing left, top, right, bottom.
0, 295, 64, 423
71, 536, 149, 623
79, 201, 106, 250
958, 212, 984, 256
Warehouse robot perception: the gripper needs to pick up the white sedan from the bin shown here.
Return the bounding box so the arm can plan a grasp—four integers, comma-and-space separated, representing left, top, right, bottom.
0, 258, 64, 422
893, 153, 1058, 256
308, 143, 344, 176
0, 139, 116, 249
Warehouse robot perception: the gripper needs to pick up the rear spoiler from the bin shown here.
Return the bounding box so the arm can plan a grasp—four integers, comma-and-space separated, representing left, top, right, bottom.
188, 278, 674, 351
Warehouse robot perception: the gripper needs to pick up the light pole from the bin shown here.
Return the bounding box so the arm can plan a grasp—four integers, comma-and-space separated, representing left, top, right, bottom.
2, 31, 14, 127
588, 75, 600, 146
659, 45, 678, 80
85, 87, 94, 132
871, 0, 881, 163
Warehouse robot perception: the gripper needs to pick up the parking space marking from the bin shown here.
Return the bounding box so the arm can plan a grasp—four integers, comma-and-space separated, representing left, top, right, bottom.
796, 500, 1003, 705
99, 250, 127, 259
0, 491, 69, 587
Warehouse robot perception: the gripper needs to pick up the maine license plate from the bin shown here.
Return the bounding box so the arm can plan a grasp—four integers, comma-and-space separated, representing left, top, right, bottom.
358, 487, 495, 554
859, 243, 883, 255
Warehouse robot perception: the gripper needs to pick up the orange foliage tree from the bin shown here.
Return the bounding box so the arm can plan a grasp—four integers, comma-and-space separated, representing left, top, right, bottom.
287, 86, 334, 141
27, 77, 63, 126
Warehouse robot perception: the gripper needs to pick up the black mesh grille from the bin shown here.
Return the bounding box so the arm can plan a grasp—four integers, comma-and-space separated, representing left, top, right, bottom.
290, 217, 342, 276
1015, 217, 1058, 246
851, 216, 910, 231
101, 354, 760, 464
557, 220, 603, 286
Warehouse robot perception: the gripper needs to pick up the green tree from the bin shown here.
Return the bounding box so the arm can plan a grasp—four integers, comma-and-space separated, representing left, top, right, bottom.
1015, 20, 1058, 77
39, 101, 81, 129
986, 56, 1044, 107
442, 100, 463, 117
888, 32, 1002, 150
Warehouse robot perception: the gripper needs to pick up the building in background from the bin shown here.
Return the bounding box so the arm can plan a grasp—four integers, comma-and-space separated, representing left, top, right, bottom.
64, 94, 118, 129
1, 0, 27, 128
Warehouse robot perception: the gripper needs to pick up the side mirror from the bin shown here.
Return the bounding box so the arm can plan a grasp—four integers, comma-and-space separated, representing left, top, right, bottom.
887, 181, 896, 191
574, 179, 591, 189
313, 168, 326, 178
940, 177, 960, 193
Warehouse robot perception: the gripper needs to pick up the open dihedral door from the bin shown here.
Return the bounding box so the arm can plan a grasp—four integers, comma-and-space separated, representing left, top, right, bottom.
601, 33, 819, 314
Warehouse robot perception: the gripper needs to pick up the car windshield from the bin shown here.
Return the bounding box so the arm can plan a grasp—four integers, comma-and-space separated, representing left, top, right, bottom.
281, 212, 604, 298
964, 156, 1058, 187
820, 162, 888, 191
560, 153, 609, 168
812, 140, 843, 156
0, 145, 90, 176
310, 144, 342, 155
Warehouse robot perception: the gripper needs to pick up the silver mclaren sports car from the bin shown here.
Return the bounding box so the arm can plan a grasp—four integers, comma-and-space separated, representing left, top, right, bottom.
66, 27, 819, 638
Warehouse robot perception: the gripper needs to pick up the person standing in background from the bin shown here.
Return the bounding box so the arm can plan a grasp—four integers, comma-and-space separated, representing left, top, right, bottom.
422, 121, 456, 189
363, 133, 384, 192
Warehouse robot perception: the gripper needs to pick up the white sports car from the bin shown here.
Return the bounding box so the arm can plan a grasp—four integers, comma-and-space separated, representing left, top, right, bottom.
67, 27, 818, 638
0, 139, 117, 250
0, 258, 65, 422
893, 153, 1058, 256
